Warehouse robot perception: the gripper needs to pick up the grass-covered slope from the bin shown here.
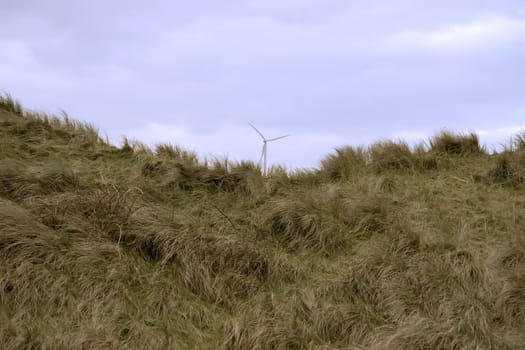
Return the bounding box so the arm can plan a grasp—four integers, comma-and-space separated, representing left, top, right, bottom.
1, 94, 525, 349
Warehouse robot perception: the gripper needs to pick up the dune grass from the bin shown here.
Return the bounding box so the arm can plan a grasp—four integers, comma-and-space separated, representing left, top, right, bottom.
1, 94, 525, 349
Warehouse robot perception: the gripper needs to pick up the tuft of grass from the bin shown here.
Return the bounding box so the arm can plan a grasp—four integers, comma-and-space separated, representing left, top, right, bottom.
319, 146, 367, 181
261, 186, 392, 254
0, 93, 24, 115
368, 140, 414, 172
262, 188, 351, 253
512, 130, 525, 150
429, 130, 484, 156
487, 153, 522, 186
156, 143, 198, 163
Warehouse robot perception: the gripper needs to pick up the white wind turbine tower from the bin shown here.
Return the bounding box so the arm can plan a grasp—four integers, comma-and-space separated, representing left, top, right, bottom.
249, 123, 290, 176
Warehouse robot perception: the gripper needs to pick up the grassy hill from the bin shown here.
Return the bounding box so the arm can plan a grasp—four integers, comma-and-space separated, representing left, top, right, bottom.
1, 94, 524, 349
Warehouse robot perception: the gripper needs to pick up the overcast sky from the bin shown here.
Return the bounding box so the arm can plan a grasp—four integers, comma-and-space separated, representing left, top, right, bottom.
1, 1, 524, 169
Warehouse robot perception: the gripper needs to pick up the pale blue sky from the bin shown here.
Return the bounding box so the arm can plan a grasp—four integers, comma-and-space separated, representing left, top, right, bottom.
1, 1, 524, 168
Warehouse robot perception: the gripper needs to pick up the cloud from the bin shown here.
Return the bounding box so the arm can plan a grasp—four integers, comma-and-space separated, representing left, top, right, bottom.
2, 1, 525, 167
476, 124, 525, 150
0, 40, 37, 67
387, 15, 525, 52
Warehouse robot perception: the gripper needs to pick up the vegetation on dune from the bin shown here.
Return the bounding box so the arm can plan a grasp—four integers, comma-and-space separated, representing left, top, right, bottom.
1, 93, 525, 349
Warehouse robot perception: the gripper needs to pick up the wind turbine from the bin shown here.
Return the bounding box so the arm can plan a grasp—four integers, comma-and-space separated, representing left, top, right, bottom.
249, 123, 290, 176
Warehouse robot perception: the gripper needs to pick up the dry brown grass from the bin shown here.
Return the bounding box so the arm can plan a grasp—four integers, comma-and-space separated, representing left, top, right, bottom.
429, 130, 484, 156
2, 94, 525, 349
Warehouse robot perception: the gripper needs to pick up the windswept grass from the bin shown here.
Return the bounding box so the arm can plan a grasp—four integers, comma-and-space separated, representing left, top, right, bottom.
320, 146, 367, 181
429, 130, 484, 156
1, 94, 525, 349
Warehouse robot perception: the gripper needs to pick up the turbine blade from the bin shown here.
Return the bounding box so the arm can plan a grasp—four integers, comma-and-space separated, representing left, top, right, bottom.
266, 134, 290, 142
248, 122, 266, 140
